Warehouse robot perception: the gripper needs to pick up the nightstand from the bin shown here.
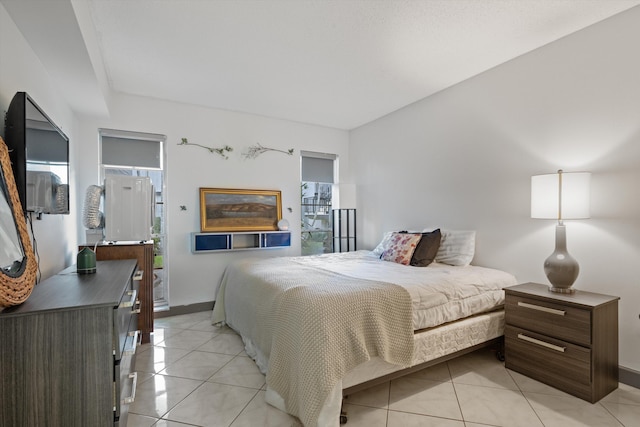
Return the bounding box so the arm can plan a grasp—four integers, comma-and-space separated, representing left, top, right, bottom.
504, 282, 619, 403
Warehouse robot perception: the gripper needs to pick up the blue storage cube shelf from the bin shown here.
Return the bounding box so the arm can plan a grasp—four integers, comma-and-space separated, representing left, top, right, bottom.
191, 231, 291, 253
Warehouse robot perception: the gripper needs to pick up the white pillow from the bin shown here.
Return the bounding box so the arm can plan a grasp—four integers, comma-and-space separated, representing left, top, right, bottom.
423, 228, 476, 266
371, 231, 394, 257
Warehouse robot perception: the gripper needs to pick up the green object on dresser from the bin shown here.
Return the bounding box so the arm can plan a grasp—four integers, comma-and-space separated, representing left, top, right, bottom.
76, 246, 97, 274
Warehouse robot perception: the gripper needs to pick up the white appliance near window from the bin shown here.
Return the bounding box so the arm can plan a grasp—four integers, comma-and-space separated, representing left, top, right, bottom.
104, 175, 153, 242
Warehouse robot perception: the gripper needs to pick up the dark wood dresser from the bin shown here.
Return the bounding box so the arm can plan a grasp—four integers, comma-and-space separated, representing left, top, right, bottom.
505, 282, 619, 403
0, 259, 140, 426
79, 242, 154, 343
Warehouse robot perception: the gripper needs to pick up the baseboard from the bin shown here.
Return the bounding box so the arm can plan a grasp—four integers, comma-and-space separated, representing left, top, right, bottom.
620, 366, 640, 389
154, 300, 214, 318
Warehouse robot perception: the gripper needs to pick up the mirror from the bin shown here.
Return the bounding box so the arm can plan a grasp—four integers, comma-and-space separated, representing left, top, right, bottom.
0, 136, 38, 307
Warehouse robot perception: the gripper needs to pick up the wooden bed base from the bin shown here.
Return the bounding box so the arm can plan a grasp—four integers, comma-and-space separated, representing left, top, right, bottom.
339, 336, 504, 424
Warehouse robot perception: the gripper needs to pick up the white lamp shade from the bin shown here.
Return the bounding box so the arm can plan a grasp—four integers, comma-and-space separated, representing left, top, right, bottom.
531, 172, 591, 220
332, 184, 356, 209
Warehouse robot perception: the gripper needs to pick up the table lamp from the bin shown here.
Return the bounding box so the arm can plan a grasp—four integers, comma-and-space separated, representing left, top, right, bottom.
531, 170, 591, 293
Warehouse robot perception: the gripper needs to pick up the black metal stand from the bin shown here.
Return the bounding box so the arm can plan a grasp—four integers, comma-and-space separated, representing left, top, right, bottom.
332, 209, 356, 253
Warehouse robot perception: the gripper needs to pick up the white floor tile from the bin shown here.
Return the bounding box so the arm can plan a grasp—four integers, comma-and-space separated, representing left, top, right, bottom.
188, 318, 221, 332
600, 401, 640, 427
464, 423, 502, 427
129, 374, 203, 418
148, 326, 187, 346
163, 382, 258, 427
155, 313, 207, 329
345, 381, 390, 409
208, 355, 266, 389
126, 413, 158, 427
448, 350, 518, 390
159, 350, 234, 380
507, 369, 569, 397
153, 420, 197, 427
197, 332, 246, 355
387, 410, 465, 426
230, 390, 302, 427
135, 346, 191, 374
602, 383, 640, 406
524, 391, 624, 427
389, 377, 462, 420
340, 403, 388, 427
455, 383, 543, 427
406, 361, 452, 383
158, 329, 217, 350
145, 311, 640, 427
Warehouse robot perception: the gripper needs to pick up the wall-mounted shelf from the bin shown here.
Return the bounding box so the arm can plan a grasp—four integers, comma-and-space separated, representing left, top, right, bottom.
191, 231, 291, 253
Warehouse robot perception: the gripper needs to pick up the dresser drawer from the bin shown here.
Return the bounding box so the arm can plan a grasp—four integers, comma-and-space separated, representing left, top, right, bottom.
505, 294, 591, 346
505, 325, 592, 400
115, 343, 137, 425
114, 270, 141, 360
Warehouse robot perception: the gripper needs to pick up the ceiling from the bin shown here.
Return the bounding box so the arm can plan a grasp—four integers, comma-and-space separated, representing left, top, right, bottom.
4, 0, 640, 130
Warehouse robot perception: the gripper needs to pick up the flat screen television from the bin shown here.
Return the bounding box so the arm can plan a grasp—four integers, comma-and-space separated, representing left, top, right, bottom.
4, 92, 70, 215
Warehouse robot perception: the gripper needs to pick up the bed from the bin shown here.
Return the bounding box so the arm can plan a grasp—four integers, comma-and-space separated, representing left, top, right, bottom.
211, 230, 517, 427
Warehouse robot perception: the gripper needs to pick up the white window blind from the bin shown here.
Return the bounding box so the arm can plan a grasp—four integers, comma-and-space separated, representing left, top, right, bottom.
101, 132, 163, 169
301, 151, 335, 183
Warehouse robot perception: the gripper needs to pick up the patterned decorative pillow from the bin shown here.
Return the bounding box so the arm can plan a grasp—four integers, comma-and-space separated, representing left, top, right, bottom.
371, 231, 394, 257
380, 232, 423, 265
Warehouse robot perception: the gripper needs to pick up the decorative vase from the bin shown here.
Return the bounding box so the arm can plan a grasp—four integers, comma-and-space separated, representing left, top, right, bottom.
77, 247, 97, 274
544, 225, 578, 293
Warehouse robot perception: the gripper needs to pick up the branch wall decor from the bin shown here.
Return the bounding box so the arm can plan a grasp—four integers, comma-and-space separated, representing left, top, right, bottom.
243, 143, 294, 159
178, 138, 233, 159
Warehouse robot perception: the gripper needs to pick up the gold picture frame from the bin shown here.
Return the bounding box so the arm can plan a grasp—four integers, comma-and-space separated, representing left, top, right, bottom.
199, 188, 282, 232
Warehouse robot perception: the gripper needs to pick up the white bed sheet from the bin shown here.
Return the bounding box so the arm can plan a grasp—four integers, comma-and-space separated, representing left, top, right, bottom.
289, 251, 517, 330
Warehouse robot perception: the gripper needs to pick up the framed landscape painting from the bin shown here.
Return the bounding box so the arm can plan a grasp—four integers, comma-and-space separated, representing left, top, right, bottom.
199, 188, 282, 232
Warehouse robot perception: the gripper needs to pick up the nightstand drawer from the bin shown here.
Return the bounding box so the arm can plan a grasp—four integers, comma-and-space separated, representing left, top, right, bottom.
505, 294, 591, 346
505, 325, 592, 400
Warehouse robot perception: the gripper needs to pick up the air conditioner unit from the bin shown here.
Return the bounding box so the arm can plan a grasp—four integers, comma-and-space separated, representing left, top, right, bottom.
26, 170, 63, 213
104, 176, 153, 242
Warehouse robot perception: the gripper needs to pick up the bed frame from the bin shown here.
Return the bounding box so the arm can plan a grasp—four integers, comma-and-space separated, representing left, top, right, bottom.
342, 337, 504, 397
213, 252, 516, 427
339, 310, 506, 424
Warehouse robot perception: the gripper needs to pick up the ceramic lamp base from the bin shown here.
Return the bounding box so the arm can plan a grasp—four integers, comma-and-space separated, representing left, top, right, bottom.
544, 224, 579, 293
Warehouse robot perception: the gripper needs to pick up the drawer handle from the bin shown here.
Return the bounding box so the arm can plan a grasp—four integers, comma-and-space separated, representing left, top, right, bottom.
123, 330, 141, 356
120, 290, 137, 309
133, 299, 141, 314
518, 301, 566, 316
517, 333, 566, 353
119, 290, 138, 309
133, 270, 144, 281
122, 372, 138, 404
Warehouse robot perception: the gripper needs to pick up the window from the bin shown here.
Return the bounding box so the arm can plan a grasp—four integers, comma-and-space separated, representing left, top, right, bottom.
301, 151, 336, 255
99, 129, 169, 310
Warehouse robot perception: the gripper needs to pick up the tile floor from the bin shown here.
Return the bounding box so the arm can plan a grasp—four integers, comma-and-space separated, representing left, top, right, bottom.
128, 311, 640, 427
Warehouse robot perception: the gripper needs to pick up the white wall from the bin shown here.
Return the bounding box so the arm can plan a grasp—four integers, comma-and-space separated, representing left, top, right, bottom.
2, 0, 349, 310
0, 3, 78, 279
76, 93, 349, 307
350, 8, 640, 371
